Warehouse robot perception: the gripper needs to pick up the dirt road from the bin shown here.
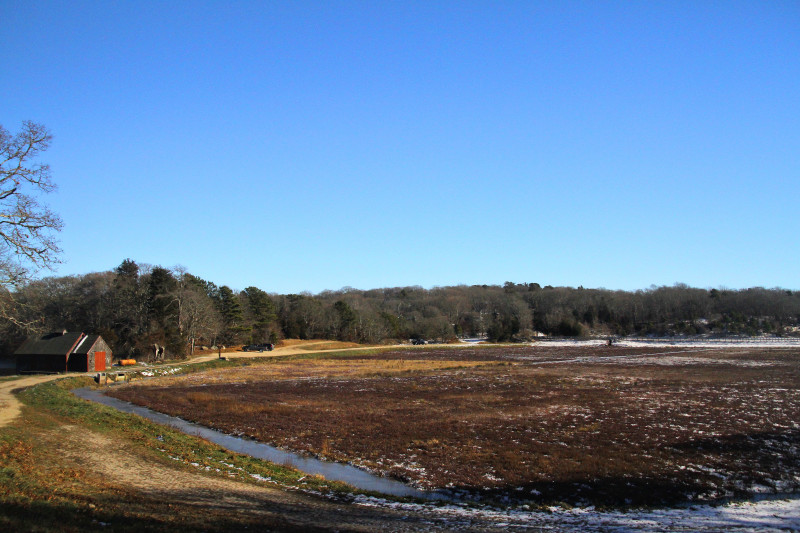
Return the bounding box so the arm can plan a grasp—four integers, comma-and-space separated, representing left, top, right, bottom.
186, 341, 393, 364
0, 373, 63, 428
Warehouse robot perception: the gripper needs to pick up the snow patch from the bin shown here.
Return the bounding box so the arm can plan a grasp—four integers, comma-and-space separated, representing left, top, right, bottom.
353, 494, 800, 531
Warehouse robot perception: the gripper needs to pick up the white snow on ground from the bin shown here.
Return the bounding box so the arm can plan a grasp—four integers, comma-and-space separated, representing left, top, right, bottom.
530, 337, 800, 348
139, 366, 185, 377
617, 337, 800, 348
458, 337, 490, 345
354, 494, 800, 531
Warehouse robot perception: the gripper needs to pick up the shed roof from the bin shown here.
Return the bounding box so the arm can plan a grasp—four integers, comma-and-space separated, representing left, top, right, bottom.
72, 334, 101, 355
15, 332, 84, 356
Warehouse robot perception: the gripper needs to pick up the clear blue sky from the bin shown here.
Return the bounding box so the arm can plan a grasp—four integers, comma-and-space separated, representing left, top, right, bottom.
2, 1, 798, 294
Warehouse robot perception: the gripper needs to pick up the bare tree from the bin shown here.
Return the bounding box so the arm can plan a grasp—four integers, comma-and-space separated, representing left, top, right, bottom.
180, 284, 222, 355
1, 121, 62, 289
1, 122, 63, 329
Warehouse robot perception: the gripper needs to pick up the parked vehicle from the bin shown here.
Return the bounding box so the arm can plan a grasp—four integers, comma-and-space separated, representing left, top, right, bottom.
242, 343, 274, 352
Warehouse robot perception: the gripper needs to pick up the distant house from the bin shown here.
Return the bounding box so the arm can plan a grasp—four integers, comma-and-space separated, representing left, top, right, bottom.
15, 331, 112, 373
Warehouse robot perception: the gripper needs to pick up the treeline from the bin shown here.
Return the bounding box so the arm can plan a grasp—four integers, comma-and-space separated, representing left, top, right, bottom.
2, 259, 799, 360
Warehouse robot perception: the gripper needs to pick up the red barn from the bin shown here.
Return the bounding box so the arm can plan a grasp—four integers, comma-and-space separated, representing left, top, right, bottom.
15, 331, 112, 373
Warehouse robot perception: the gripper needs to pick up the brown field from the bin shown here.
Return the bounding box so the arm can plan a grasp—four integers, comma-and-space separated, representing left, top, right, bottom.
108, 345, 800, 506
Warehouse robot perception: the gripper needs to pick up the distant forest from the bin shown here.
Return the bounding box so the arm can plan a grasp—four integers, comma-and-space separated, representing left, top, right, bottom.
2, 259, 799, 360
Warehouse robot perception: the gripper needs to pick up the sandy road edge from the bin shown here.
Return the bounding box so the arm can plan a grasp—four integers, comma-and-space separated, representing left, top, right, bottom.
0, 373, 65, 428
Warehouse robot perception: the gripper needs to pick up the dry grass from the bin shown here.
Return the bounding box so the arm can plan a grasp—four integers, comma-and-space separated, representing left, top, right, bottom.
294, 341, 366, 351
277, 339, 322, 347
108, 345, 800, 506
139, 358, 499, 388
275, 339, 365, 350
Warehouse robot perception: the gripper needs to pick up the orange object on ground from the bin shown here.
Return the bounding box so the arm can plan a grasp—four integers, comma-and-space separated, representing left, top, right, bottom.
119, 359, 137, 366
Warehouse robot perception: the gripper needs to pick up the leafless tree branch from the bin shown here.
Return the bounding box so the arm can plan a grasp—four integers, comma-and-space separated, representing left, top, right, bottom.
0, 121, 63, 295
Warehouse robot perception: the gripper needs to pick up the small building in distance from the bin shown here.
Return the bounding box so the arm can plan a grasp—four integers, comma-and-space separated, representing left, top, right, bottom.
15, 331, 112, 373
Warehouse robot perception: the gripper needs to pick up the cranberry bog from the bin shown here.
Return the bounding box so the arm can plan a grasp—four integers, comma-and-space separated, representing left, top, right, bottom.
107, 344, 800, 507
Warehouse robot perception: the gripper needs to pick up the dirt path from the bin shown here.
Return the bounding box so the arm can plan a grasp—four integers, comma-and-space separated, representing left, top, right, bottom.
185, 341, 395, 364
0, 373, 63, 428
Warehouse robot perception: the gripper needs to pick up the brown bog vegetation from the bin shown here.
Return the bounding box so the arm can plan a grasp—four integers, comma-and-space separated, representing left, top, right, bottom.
108, 345, 800, 506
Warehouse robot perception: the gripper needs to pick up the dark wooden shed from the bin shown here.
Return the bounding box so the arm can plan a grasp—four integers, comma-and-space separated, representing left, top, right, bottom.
15, 331, 112, 373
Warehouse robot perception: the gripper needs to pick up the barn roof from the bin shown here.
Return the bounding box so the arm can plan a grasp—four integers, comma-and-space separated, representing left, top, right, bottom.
15, 332, 85, 356
72, 334, 101, 355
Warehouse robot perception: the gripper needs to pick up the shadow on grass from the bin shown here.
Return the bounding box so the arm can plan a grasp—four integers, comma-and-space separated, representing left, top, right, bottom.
0, 499, 330, 532
443, 476, 704, 508
668, 429, 800, 454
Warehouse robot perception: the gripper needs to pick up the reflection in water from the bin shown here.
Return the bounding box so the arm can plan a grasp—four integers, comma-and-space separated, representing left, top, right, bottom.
73, 387, 450, 500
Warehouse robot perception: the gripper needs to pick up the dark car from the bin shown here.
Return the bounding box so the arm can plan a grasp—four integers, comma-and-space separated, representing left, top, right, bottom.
242, 343, 274, 352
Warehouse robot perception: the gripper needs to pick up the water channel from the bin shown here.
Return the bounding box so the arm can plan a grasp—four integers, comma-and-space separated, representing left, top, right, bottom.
73, 387, 452, 501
